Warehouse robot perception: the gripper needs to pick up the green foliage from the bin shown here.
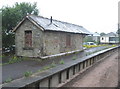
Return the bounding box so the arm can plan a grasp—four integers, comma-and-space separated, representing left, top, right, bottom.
72, 56, 77, 60
0, 56, 29, 66
110, 45, 117, 47
38, 61, 56, 73
85, 45, 115, 56
43, 66, 50, 70
100, 32, 106, 36
51, 61, 56, 67
1, 2, 39, 53
7, 56, 23, 64
83, 44, 108, 49
59, 60, 64, 64
24, 71, 33, 77
84, 36, 94, 42
83, 45, 98, 48
5, 78, 12, 83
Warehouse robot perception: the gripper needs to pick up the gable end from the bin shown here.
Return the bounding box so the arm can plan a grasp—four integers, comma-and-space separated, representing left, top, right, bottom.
13, 16, 45, 32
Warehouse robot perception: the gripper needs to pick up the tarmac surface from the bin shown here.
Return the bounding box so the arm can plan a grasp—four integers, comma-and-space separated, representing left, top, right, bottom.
2, 46, 110, 84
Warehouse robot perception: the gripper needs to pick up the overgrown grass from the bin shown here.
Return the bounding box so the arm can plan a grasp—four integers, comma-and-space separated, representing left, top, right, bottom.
4, 78, 12, 83
72, 56, 77, 60
59, 60, 64, 64
83, 44, 109, 49
1, 56, 29, 66
85, 44, 117, 56
24, 71, 33, 77
51, 61, 56, 67
38, 61, 56, 73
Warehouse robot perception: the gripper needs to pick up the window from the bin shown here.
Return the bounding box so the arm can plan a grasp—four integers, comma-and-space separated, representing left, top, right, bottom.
90, 43, 94, 45
66, 35, 71, 46
25, 31, 32, 47
102, 37, 104, 40
109, 37, 119, 41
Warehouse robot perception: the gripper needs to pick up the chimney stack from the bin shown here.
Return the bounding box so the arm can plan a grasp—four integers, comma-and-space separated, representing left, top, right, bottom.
50, 16, 52, 24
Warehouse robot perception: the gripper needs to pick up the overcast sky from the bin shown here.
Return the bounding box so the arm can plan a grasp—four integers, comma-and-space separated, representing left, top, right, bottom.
0, 0, 119, 33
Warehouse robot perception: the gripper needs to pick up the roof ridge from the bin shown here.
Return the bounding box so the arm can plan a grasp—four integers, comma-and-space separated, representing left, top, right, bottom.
28, 14, 83, 28
26, 14, 91, 35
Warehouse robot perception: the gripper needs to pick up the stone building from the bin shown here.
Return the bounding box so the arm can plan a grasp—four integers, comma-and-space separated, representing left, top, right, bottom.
13, 14, 91, 57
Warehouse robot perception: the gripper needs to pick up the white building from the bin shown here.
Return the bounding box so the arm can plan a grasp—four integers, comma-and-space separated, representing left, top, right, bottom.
100, 32, 119, 44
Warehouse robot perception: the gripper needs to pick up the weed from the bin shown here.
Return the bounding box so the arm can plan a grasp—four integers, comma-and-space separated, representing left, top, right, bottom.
8, 56, 22, 64
43, 66, 50, 70
5, 78, 12, 83
111, 45, 116, 47
37, 69, 44, 72
24, 71, 33, 77
72, 56, 77, 60
38, 62, 56, 73
59, 60, 64, 64
2, 56, 26, 65
51, 61, 56, 67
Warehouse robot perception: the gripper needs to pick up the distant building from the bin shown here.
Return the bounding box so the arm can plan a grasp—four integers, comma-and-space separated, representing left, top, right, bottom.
100, 32, 119, 44
13, 14, 91, 57
92, 32, 100, 43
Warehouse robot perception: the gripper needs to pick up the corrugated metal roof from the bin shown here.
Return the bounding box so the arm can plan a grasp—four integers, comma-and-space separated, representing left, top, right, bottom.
27, 15, 91, 35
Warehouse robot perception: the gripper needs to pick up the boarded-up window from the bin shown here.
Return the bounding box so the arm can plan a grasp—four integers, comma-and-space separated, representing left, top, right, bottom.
66, 35, 71, 46
25, 31, 32, 47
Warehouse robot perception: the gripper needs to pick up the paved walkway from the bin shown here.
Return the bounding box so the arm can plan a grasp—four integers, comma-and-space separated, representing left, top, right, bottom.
1, 46, 110, 84
63, 52, 118, 87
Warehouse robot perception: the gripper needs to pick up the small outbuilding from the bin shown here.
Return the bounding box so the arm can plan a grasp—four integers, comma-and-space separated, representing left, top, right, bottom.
13, 14, 91, 57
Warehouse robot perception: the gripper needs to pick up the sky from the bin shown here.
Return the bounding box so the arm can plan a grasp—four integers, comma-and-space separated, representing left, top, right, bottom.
0, 0, 119, 34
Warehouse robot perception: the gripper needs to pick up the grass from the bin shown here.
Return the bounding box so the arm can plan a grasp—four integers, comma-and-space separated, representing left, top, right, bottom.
59, 60, 64, 64
8, 56, 19, 64
83, 44, 109, 49
51, 61, 56, 67
85, 45, 117, 56
24, 71, 33, 77
43, 66, 51, 70
38, 61, 56, 73
1, 56, 29, 66
4, 78, 12, 83
72, 56, 77, 60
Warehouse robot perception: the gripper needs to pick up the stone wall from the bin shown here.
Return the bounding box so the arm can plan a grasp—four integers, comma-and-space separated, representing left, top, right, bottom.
15, 19, 44, 57
15, 19, 83, 57
43, 31, 83, 56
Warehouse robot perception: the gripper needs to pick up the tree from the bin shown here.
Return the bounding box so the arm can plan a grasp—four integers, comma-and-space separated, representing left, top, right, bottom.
1, 2, 39, 54
100, 32, 106, 36
84, 36, 94, 42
